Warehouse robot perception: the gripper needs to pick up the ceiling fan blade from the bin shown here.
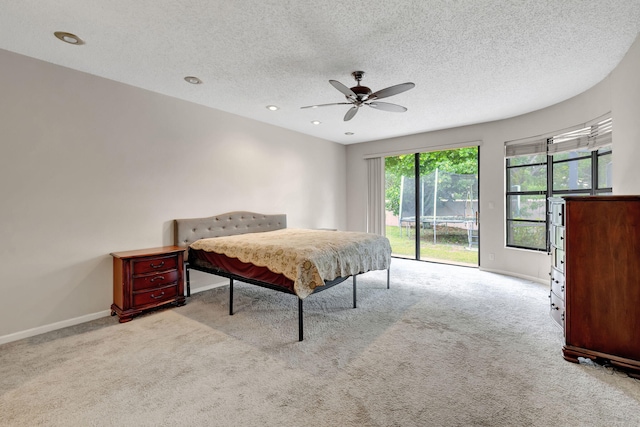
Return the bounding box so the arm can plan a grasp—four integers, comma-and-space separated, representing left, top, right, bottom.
368, 82, 415, 100
300, 102, 352, 109
366, 101, 408, 113
330, 80, 357, 99
344, 106, 359, 121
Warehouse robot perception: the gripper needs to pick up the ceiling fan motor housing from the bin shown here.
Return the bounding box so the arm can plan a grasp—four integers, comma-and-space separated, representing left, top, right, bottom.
350, 85, 372, 101
350, 71, 371, 101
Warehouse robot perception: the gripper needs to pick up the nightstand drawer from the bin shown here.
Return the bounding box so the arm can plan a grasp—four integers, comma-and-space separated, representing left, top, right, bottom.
133, 254, 178, 275
133, 269, 179, 291
133, 284, 178, 307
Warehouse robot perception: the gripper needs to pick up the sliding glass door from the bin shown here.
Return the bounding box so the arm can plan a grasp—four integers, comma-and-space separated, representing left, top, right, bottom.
385, 146, 479, 267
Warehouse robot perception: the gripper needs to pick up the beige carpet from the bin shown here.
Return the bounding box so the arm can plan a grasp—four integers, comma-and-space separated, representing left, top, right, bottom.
1, 258, 639, 426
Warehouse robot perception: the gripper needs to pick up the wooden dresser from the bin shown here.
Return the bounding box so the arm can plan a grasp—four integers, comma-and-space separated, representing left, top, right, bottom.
111, 246, 186, 322
549, 196, 640, 378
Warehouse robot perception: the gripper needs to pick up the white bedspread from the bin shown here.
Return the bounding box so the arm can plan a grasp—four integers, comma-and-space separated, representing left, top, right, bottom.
190, 228, 391, 298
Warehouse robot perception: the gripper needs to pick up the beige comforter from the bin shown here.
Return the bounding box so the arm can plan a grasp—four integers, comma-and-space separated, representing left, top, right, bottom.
189, 228, 391, 298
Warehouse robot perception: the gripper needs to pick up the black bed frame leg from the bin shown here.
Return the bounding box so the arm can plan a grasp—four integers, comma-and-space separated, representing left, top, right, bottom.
229, 278, 234, 315
298, 298, 304, 341
353, 275, 357, 308
186, 265, 191, 297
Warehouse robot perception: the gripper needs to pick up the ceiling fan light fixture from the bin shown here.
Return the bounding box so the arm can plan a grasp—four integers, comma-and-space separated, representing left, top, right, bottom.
54, 31, 84, 45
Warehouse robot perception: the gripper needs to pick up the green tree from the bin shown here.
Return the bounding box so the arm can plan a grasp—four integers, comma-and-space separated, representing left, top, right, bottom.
385, 147, 478, 216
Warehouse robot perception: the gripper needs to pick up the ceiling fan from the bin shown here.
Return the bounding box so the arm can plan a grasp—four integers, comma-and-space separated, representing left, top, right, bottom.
301, 71, 415, 121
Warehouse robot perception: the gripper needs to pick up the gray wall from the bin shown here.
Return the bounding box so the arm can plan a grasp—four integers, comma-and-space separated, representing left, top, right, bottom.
0, 49, 347, 339
346, 34, 640, 282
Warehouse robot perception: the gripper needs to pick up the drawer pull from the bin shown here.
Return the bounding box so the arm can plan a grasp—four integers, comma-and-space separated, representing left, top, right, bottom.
150, 276, 165, 282
150, 261, 165, 269
551, 303, 559, 310
150, 292, 165, 299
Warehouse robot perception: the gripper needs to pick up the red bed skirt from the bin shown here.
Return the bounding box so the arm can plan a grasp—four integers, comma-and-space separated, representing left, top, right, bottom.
188, 248, 295, 292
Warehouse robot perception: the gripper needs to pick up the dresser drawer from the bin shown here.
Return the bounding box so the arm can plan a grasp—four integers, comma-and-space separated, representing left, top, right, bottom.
553, 248, 565, 272
133, 284, 178, 307
132, 254, 178, 275
550, 291, 565, 328
550, 267, 565, 300
550, 202, 565, 226
550, 226, 565, 250
133, 269, 179, 291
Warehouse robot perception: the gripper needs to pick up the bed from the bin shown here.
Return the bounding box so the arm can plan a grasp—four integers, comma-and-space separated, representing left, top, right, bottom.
174, 211, 391, 341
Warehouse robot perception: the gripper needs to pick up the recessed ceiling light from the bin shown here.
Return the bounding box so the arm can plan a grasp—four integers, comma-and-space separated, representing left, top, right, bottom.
345, 132, 354, 135
311, 120, 321, 125
266, 105, 279, 111
184, 76, 202, 84
54, 31, 84, 45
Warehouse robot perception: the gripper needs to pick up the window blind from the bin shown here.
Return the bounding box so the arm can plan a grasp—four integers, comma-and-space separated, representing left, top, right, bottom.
504, 138, 548, 158
505, 114, 612, 158
366, 157, 385, 235
548, 116, 612, 155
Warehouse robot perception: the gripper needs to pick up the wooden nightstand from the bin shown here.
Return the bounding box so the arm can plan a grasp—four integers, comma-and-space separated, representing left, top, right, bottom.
110, 246, 186, 323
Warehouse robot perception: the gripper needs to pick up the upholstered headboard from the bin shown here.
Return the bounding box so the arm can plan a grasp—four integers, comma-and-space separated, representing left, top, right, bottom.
174, 211, 287, 248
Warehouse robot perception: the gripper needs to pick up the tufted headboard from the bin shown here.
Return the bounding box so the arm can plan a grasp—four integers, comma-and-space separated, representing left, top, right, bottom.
174, 211, 287, 248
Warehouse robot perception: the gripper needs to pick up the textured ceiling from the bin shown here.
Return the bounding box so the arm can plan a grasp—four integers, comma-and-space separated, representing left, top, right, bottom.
1, 1, 639, 144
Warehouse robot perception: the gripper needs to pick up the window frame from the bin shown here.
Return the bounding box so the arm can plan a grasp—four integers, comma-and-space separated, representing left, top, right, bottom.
505, 152, 549, 251
505, 116, 612, 252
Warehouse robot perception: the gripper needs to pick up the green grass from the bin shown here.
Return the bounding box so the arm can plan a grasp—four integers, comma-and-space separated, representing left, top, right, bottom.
386, 225, 478, 266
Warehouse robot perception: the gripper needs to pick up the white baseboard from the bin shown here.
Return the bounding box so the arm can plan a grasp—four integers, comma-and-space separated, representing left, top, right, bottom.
0, 310, 112, 346
0, 281, 228, 346
190, 281, 226, 294
479, 267, 547, 285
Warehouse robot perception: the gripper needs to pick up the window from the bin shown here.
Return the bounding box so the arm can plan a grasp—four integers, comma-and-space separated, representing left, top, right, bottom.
505, 115, 612, 251
505, 153, 548, 250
